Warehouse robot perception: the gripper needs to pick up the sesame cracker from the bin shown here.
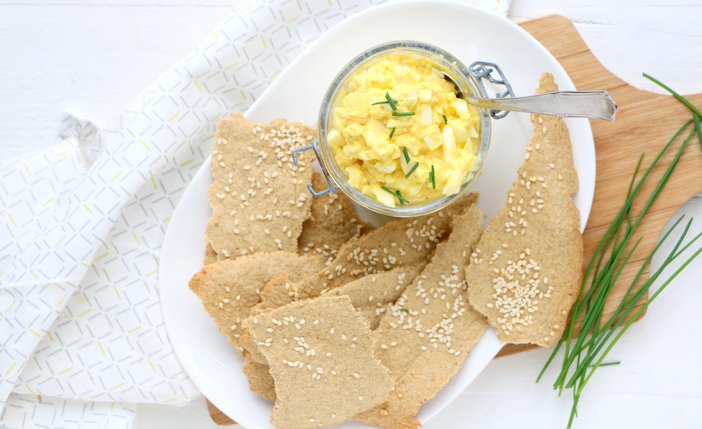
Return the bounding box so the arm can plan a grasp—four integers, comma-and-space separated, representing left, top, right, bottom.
465, 73, 582, 347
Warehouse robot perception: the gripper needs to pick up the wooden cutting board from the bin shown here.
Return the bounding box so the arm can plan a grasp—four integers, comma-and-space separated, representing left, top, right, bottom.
206, 14, 702, 425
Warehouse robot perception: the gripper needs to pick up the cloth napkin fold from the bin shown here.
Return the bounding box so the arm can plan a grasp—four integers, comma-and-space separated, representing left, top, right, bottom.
0, 1, 510, 427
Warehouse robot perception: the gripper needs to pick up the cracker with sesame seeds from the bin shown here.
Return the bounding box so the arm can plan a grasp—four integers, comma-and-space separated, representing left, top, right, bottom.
244, 265, 423, 368
286, 193, 479, 306
322, 265, 424, 330
242, 263, 420, 398
242, 255, 327, 366
206, 114, 314, 260
298, 171, 373, 260
188, 252, 323, 349
242, 352, 276, 402
244, 295, 394, 429
465, 73, 583, 347
357, 204, 487, 429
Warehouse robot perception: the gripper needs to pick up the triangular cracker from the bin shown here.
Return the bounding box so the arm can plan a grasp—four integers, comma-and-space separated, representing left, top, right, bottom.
188, 252, 323, 349
244, 295, 394, 429
206, 115, 314, 260
357, 204, 487, 429
465, 73, 583, 347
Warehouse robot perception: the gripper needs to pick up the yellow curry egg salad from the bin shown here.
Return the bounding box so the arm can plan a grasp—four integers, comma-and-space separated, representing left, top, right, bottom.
327, 52, 481, 208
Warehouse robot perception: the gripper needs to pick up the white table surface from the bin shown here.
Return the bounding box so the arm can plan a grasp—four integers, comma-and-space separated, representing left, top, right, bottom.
2, 1, 701, 428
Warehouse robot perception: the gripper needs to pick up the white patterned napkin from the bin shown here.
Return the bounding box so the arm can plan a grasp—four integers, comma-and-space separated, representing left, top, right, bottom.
0, 1, 510, 428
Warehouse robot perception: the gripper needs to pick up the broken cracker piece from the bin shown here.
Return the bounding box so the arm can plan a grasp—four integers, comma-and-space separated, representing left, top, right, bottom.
358, 204, 487, 429
206, 115, 314, 260
188, 252, 321, 349
245, 265, 421, 375
465, 73, 583, 347
245, 295, 394, 429
298, 171, 373, 261
323, 265, 423, 329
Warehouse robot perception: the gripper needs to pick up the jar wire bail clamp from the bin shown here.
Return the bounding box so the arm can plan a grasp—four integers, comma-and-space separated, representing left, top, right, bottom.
292, 140, 339, 197
468, 61, 515, 119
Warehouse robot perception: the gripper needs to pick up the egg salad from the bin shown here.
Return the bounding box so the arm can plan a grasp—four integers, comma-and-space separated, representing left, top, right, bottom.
327, 52, 481, 207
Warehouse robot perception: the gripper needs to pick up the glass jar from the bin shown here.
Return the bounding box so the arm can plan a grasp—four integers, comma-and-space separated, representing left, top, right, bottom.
293, 40, 509, 217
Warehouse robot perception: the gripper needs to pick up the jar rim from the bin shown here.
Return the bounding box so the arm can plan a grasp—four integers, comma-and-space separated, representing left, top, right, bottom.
317, 40, 492, 217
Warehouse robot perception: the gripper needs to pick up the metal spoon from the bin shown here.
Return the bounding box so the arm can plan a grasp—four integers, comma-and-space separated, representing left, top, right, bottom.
443, 68, 617, 121
465, 90, 618, 121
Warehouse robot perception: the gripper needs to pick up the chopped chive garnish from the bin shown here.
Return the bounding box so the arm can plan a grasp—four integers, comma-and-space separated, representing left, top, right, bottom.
402, 147, 410, 163
396, 190, 409, 205
392, 111, 415, 117
398, 307, 409, 313
371, 93, 398, 109
389, 127, 396, 139
385, 92, 398, 111
381, 186, 409, 205
442, 114, 448, 124
429, 165, 436, 189
405, 162, 419, 178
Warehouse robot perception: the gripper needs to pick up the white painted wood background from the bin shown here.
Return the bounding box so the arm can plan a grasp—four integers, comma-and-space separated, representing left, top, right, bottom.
1, 1, 701, 428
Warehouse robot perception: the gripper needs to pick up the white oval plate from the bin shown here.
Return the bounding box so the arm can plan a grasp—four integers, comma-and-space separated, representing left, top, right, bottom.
160, 2, 595, 428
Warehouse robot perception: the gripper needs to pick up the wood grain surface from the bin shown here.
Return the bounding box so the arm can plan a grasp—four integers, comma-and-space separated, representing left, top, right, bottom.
206, 14, 702, 424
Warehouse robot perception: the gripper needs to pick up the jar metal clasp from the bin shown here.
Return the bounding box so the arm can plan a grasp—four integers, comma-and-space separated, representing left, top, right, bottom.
292, 139, 339, 197
468, 61, 515, 119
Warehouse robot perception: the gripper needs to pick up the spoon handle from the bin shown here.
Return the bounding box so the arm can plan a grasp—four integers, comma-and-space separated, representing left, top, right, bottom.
469, 91, 618, 121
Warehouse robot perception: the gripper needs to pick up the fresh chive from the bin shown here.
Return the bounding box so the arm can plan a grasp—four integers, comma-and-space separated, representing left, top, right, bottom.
385, 92, 398, 111
429, 165, 436, 189
398, 307, 409, 313
643, 73, 702, 119
442, 114, 448, 124
392, 111, 415, 117
402, 147, 410, 163
389, 127, 396, 139
405, 162, 419, 178
371, 100, 389, 106
589, 361, 620, 368
539, 118, 694, 386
